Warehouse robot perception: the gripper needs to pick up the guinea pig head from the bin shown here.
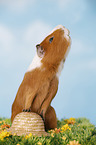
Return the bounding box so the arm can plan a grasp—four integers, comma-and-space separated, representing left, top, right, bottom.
36, 25, 71, 70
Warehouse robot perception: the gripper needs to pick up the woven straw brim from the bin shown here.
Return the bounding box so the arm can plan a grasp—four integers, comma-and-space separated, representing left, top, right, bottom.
8, 112, 49, 137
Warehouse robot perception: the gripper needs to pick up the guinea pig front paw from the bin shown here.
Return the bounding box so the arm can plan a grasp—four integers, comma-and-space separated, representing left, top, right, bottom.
22, 108, 31, 112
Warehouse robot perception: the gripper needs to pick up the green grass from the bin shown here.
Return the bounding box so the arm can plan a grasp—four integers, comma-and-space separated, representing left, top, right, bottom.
0, 117, 96, 145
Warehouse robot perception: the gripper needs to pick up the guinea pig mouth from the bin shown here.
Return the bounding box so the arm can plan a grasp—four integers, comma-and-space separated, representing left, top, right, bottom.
36, 44, 45, 58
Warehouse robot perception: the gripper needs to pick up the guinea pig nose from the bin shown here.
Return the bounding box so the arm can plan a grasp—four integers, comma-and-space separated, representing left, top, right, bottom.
36, 44, 40, 49
36, 44, 43, 51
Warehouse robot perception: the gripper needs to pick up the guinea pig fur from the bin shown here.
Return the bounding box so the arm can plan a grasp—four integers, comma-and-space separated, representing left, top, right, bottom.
11, 25, 71, 130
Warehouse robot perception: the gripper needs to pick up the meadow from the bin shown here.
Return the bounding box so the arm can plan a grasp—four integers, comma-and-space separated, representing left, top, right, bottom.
0, 117, 96, 145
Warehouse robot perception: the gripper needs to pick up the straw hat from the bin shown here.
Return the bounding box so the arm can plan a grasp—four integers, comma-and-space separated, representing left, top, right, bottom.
8, 112, 49, 137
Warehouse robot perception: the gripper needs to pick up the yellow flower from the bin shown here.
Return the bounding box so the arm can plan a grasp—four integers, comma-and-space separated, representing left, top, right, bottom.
49, 128, 61, 135
25, 133, 32, 139
67, 140, 81, 145
2, 121, 6, 124
61, 124, 71, 132
1, 124, 10, 130
28, 133, 32, 137
51, 133, 54, 137
0, 131, 11, 141
13, 133, 17, 136
17, 144, 20, 145
69, 117, 75, 121
54, 128, 61, 134
65, 118, 76, 125
48, 129, 55, 133
62, 136, 66, 140
25, 135, 28, 139
37, 142, 42, 145
0, 121, 2, 124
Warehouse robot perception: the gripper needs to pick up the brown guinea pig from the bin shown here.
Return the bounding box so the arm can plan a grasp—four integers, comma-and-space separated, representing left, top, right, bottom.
11, 25, 71, 130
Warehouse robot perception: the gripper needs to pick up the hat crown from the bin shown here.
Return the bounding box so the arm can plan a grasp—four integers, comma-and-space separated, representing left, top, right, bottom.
8, 112, 48, 136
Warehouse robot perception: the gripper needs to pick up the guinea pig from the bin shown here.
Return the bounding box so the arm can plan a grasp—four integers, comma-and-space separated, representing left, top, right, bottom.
11, 25, 71, 130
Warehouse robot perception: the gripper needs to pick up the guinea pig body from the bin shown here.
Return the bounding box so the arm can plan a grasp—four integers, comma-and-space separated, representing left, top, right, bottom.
11, 25, 71, 130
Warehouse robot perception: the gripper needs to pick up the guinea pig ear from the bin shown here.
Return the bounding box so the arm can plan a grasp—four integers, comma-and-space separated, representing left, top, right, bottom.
36, 44, 45, 58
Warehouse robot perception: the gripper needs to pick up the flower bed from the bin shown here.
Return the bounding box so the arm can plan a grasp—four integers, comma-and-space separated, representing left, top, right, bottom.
0, 117, 96, 145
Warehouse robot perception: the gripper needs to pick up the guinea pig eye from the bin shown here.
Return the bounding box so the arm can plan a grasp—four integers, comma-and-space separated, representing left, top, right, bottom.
49, 36, 54, 43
